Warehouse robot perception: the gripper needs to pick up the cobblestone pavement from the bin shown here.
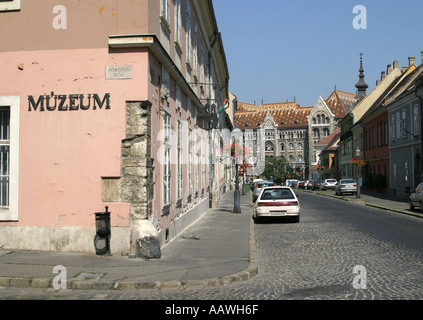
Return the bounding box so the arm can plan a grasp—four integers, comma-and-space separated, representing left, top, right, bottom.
2, 191, 423, 301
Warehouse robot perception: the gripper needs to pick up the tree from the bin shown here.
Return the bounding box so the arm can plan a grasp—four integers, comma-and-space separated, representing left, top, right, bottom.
262, 156, 300, 185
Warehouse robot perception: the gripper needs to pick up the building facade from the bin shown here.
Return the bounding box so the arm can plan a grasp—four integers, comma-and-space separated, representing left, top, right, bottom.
386, 63, 423, 194
234, 89, 354, 180
0, 0, 231, 257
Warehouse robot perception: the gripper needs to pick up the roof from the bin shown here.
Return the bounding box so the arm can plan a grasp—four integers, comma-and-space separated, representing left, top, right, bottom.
321, 129, 341, 151
234, 102, 312, 129
325, 90, 357, 118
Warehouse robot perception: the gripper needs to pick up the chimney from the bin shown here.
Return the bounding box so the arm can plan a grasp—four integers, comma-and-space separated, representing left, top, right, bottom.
381, 71, 386, 81
409, 56, 416, 67
393, 60, 399, 69
387, 64, 393, 75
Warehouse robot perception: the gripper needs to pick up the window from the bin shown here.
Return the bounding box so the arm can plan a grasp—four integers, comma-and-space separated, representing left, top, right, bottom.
384, 121, 388, 145
414, 104, 420, 137
162, 111, 171, 208
161, 0, 170, 24
390, 114, 395, 141
396, 112, 401, 139
175, 0, 182, 46
0, 108, 10, 207
177, 120, 183, 201
0, 0, 20, 11
289, 143, 294, 151
298, 143, 303, 150
400, 110, 406, 138
186, 0, 192, 64
0, 97, 19, 221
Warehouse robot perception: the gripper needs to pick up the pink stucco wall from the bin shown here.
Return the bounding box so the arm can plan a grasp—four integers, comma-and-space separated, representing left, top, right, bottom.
0, 48, 151, 228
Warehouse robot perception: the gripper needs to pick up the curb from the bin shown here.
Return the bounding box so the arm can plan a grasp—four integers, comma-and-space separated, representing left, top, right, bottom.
0, 205, 259, 291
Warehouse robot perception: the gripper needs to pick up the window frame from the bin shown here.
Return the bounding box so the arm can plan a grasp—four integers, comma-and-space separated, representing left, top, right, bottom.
0, 0, 20, 12
0, 96, 19, 221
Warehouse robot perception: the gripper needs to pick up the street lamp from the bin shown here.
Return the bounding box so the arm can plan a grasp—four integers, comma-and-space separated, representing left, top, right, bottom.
232, 129, 242, 213
356, 147, 361, 198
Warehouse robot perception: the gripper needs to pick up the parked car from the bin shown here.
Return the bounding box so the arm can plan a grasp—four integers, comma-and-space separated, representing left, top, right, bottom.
322, 179, 338, 190
409, 182, 423, 212
335, 179, 358, 195
253, 181, 275, 202
251, 179, 265, 191
311, 180, 321, 190
305, 180, 313, 190
253, 186, 300, 222
298, 181, 305, 189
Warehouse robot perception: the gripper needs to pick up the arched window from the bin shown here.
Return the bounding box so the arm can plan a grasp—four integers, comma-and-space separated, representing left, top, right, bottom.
298, 155, 303, 163
298, 143, 303, 150
289, 155, 294, 163
281, 143, 285, 151
313, 118, 316, 125
323, 128, 330, 137
289, 143, 294, 150
265, 141, 274, 151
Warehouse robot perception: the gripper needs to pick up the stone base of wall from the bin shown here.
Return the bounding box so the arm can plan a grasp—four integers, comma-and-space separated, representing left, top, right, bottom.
0, 226, 130, 254
158, 197, 209, 247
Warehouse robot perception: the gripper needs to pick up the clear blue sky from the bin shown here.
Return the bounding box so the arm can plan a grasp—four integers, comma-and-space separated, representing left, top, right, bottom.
213, 0, 423, 107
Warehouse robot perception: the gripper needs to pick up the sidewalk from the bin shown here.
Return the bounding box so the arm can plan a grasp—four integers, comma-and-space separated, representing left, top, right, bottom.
0, 191, 257, 291
309, 188, 423, 219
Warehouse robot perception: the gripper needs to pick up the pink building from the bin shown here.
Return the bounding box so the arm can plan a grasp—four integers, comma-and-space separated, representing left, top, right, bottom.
0, 0, 231, 257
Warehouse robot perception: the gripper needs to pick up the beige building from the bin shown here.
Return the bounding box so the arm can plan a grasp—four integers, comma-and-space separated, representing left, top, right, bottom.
234, 89, 355, 180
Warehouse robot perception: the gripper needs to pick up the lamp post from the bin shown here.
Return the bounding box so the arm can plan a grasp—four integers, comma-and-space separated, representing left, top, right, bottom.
356, 147, 361, 198
232, 129, 242, 213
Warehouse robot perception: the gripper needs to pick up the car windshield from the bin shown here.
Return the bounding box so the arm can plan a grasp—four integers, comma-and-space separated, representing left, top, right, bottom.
341, 180, 355, 184
260, 188, 294, 200
327, 179, 336, 183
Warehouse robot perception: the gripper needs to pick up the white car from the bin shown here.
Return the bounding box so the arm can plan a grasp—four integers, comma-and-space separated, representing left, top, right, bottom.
322, 179, 338, 190
253, 186, 300, 222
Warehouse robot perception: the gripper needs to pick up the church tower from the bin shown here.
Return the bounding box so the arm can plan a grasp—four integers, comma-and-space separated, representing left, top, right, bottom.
355, 53, 369, 100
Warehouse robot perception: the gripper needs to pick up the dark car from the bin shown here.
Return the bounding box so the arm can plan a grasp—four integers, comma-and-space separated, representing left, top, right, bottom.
311, 180, 321, 190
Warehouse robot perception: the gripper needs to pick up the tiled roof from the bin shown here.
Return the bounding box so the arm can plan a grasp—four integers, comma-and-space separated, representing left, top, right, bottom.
317, 128, 341, 150
234, 102, 312, 129
325, 90, 356, 118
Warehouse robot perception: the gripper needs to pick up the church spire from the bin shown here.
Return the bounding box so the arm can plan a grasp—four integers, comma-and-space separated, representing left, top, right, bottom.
355, 53, 368, 100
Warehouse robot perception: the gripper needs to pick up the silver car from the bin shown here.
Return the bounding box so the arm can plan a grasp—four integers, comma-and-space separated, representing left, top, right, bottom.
409, 182, 423, 212
335, 179, 357, 195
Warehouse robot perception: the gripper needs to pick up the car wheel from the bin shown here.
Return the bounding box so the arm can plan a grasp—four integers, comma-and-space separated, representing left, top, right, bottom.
410, 201, 415, 210
420, 202, 423, 213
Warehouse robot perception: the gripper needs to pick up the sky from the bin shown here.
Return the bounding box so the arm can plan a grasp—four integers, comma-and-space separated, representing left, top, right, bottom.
213, 0, 423, 107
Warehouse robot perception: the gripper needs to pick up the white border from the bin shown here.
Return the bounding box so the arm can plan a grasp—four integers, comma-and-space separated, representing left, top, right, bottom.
0, 0, 21, 12
0, 96, 20, 221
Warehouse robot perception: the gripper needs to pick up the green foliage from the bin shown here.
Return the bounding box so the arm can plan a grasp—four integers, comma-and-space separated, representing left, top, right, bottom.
262, 156, 301, 184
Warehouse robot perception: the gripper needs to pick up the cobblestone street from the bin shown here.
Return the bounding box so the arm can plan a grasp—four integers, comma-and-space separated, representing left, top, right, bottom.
2, 191, 423, 301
